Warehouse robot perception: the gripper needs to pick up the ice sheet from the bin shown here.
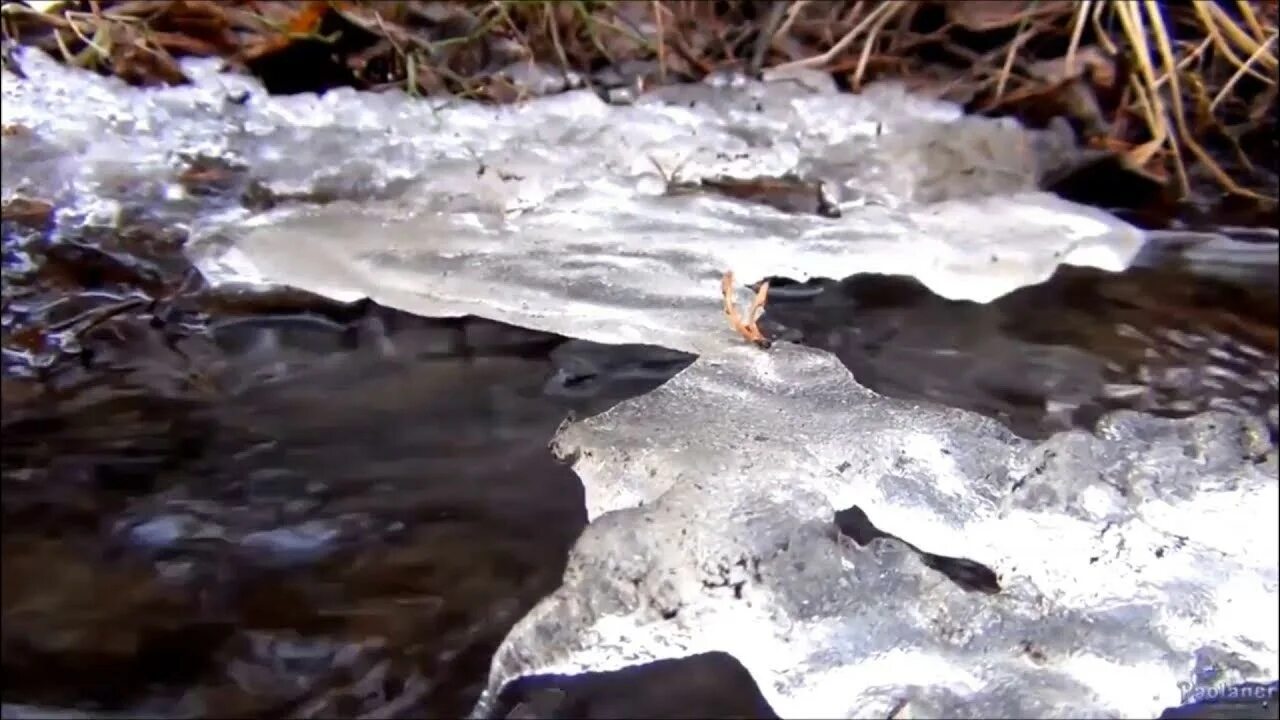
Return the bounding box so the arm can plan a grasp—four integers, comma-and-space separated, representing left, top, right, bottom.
477, 344, 1279, 718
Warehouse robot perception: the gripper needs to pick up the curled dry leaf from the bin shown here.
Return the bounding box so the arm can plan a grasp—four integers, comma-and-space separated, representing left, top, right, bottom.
1030, 45, 1117, 88
1, 197, 55, 230
236, 0, 331, 62
721, 270, 771, 349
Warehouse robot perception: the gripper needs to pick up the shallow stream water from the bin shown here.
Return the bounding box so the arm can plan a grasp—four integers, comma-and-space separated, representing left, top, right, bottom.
762, 235, 1278, 441
2, 38, 1278, 712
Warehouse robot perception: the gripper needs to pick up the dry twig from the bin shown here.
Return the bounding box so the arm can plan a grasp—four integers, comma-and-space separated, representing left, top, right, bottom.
721, 271, 770, 348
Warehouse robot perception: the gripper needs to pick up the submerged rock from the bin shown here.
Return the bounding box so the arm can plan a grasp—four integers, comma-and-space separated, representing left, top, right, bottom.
492, 652, 779, 719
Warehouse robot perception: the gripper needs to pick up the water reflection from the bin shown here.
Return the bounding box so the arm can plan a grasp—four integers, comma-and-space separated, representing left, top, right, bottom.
2, 275, 691, 716
762, 246, 1278, 441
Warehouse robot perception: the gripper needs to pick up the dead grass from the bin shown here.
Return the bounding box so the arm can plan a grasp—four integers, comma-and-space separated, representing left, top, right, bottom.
1, 0, 1276, 205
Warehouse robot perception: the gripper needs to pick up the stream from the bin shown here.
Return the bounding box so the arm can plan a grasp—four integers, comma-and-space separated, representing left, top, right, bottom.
2, 44, 1278, 720
3, 187, 1275, 717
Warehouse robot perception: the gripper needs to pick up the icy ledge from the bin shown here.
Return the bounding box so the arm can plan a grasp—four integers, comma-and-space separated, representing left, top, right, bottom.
475, 344, 1279, 718
4, 44, 1144, 346
208, 186, 1141, 357
188, 74, 1147, 348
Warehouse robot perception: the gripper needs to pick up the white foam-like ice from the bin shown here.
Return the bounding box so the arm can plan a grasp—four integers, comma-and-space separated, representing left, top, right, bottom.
5, 44, 1141, 350
479, 344, 1278, 718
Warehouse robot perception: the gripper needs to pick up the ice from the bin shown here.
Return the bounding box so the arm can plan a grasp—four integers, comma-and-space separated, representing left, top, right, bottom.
4, 45, 1140, 318
476, 344, 1278, 718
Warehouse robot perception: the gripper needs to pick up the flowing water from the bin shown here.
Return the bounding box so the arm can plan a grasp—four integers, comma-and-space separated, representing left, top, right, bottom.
2, 174, 1277, 716
762, 232, 1278, 442
0, 209, 697, 716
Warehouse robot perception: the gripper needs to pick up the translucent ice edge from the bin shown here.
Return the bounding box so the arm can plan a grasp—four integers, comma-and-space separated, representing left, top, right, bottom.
194, 67, 1146, 354
4, 45, 1143, 354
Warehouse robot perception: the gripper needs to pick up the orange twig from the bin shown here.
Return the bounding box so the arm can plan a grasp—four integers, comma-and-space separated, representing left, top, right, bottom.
721, 270, 771, 348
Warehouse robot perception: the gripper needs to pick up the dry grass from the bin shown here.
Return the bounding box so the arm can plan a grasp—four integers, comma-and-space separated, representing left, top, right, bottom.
2, 0, 1276, 205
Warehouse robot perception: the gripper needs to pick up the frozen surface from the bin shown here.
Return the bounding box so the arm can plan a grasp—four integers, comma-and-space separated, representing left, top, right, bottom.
197, 71, 1147, 349
3, 45, 1143, 348
4, 46, 1276, 720
477, 344, 1279, 718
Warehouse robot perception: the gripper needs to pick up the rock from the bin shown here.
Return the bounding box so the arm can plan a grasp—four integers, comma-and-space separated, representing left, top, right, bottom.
492, 652, 779, 719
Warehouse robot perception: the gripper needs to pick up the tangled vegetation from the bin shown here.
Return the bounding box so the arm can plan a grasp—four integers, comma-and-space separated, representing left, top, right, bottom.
2, 0, 1276, 210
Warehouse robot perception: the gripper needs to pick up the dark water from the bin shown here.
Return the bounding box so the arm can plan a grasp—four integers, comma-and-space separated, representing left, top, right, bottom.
762, 238, 1279, 441
2, 200, 1277, 717
1, 311, 690, 717
0, 210, 696, 717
